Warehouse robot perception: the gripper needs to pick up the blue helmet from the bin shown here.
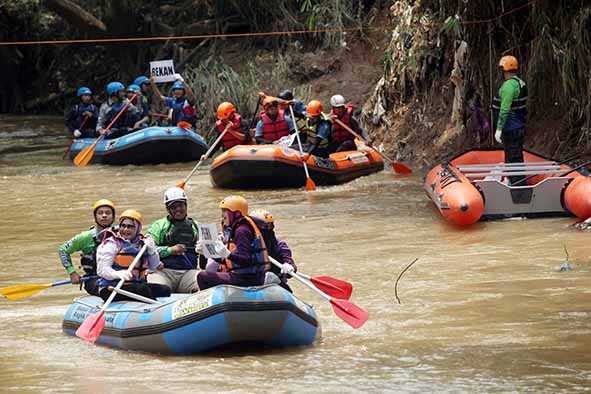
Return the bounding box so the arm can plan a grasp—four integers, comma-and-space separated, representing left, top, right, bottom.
106, 81, 125, 96
171, 81, 185, 91
127, 84, 141, 93
133, 76, 149, 86
77, 87, 92, 97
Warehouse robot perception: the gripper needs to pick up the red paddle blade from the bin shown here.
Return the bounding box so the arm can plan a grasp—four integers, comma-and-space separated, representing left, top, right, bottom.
75, 310, 105, 343
177, 121, 192, 129
392, 162, 412, 175
310, 276, 352, 300
176, 181, 187, 189
330, 298, 368, 329
305, 177, 316, 191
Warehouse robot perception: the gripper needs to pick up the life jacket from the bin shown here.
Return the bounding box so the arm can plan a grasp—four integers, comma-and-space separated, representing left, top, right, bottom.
330, 104, 356, 144
216, 114, 251, 149
161, 217, 199, 270
492, 76, 528, 131
303, 114, 331, 148
73, 103, 97, 131
169, 97, 197, 125
79, 230, 100, 276
97, 230, 149, 288
260, 110, 290, 142
220, 216, 270, 274
251, 217, 284, 277
105, 101, 133, 130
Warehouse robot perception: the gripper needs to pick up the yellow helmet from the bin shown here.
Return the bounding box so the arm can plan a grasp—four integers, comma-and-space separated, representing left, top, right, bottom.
119, 209, 143, 225
250, 208, 274, 229
499, 55, 518, 71
92, 199, 115, 213
219, 195, 248, 216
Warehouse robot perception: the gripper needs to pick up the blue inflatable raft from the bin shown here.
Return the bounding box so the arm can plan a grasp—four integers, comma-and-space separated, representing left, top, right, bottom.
67, 127, 208, 165
62, 284, 321, 354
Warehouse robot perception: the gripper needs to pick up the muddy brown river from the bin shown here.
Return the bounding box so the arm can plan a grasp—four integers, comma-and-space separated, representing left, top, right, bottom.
0, 115, 589, 392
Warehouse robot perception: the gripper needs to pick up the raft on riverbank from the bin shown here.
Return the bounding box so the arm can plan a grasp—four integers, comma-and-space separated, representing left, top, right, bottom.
425, 149, 591, 226
210, 144, 384, 189
63, 284, 320, 354
67, 127, 208, 165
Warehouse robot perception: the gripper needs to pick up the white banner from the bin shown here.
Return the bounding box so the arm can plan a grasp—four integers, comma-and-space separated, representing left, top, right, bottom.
274, 133, 296, 148
197, 223, 222, 259
150, 59, 176, 83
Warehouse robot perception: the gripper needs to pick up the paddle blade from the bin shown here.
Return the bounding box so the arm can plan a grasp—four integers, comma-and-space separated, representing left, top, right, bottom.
310, 276, 352, 300
73, 144, 96, 167
176, 181, 187, 189
75, 310, 105, 343
392, 162, 412, 175
305, 177, 316, 191
330, 298, 368, 329
177, 121, 192, 129
0, 283, 51, 301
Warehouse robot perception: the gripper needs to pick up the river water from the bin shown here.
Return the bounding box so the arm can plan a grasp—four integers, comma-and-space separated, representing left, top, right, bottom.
0, 115, 589, 393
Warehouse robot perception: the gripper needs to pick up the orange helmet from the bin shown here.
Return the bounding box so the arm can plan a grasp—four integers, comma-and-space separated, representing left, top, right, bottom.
119, 209, 143, 225
499, 55, 518, 71
217, 102, 235, 120
306, 100, 323, 116
262, 97, 279, 109
219, 195, 248, 216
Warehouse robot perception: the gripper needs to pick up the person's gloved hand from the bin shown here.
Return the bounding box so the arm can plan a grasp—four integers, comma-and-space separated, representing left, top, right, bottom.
73, 129, 82, 138
144, 236, 157, 255
115, 270, 132, 281
280, 263, 295, 275
213, 240, 231, 258
174, 73, 184, 82
495, 129, 502, 144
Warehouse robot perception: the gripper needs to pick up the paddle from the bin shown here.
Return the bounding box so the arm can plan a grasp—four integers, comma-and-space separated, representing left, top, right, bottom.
289, 106, 316, 191
1, 275, 98, 301
76, 245, 147, 343
177, 122, 232, 189
63, 115, 90, 159
511, 153, 586, 186
73, 94, 138, 167
333, 118, 412, 175
268, 256, 367, 328
296, 272, 353, 300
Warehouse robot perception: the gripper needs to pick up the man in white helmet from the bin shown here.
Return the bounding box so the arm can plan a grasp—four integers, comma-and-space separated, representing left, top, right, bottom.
328, 94, 367, 153
146, 187, 203, 293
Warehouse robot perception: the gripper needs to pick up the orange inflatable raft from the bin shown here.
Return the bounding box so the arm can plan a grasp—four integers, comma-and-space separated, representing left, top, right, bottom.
210, 144, 384, 189
425, 149, 591, 226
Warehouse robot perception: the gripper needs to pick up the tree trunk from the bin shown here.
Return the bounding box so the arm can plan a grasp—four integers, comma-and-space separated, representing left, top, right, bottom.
45, 0, 107, 32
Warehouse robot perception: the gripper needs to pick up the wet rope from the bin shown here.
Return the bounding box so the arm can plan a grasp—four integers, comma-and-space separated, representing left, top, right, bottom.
394, 258, 419, 305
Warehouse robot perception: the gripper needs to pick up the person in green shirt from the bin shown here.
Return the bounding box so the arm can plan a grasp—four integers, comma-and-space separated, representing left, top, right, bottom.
147, 187, 203, 293
58, 199, 115, 296
493, 55, 528, 185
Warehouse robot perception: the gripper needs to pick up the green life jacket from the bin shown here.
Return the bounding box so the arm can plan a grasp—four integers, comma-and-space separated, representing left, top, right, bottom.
303, 113, 331, 148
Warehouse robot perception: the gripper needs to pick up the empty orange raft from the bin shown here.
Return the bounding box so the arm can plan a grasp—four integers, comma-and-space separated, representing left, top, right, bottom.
210, 144, 384, 189
425, 149, 591, 226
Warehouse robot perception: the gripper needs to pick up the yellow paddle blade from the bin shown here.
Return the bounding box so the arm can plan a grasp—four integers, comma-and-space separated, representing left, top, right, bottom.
73, 144, 96, 167
0, 283, 52, 301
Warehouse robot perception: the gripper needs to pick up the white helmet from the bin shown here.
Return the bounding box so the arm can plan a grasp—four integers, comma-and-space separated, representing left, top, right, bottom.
330, 94, 346, 107
164, 187, 187, 206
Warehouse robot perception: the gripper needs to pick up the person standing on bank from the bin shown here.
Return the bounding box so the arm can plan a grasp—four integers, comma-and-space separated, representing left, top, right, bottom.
493, 55, 528, 185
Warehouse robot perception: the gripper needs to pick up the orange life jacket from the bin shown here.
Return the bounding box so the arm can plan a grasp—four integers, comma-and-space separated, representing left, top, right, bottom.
260, 110, 290, 142
330, 104, 355, 144
103, 230, 149, 281
216, 113, 250, 149
220, 216, 270, 274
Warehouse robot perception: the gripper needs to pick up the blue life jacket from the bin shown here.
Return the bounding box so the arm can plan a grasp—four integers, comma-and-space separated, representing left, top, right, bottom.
492, 76, 528, 131
97, 231, 147, 289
